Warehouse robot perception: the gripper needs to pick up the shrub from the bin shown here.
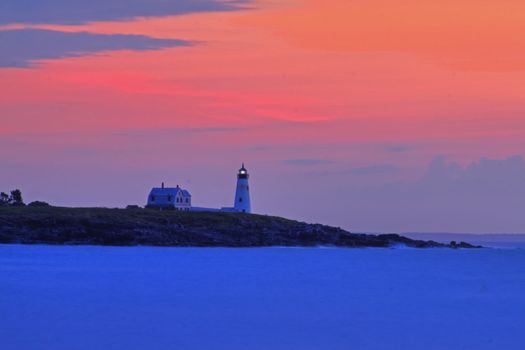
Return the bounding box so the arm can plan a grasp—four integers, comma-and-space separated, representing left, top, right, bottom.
28, 201, 51, 207
0, 192, 9, 206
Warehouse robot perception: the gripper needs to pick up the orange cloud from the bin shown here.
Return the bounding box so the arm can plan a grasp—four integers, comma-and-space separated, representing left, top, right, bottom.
238, 0, 525, 71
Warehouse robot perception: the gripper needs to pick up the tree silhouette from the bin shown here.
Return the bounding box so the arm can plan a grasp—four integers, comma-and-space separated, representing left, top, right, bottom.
0, 192, 9, 205
9, 189, 24, 206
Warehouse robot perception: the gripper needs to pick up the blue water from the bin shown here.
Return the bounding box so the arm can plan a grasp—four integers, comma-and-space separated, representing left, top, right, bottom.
1, 245, 525, 350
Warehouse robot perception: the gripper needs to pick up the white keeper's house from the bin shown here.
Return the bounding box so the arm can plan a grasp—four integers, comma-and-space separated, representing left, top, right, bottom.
146, 183, 191, 211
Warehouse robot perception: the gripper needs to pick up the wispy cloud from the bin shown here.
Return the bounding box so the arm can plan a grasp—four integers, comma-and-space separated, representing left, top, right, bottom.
111, 126, 242, 137
0, 29, 189, 67
0, 0, 250, 25
284, 159, 334, 166
351, 164, 398, 175
384, 144, 415, 153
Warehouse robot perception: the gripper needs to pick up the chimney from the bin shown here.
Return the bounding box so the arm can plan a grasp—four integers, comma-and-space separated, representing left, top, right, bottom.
162, 182, 164, 189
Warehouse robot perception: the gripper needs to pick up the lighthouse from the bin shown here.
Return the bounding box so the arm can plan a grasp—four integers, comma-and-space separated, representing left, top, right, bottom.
233, 163, 251, 213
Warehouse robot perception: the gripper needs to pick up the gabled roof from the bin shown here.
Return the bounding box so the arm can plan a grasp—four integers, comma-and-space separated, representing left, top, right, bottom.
149, 187, 191, 197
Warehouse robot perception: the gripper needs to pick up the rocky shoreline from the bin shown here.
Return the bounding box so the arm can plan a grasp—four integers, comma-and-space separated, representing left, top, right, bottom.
0, 206, 481, 248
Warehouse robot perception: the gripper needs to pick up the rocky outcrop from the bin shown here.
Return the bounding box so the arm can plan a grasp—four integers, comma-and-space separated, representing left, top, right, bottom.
0, 206, 481, 248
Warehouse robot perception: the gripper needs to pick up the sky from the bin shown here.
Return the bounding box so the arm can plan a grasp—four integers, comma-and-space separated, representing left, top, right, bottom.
1, 0, 524, 233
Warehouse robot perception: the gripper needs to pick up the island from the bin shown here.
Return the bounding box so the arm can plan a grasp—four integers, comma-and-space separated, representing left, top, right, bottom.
0, 206, 480, 248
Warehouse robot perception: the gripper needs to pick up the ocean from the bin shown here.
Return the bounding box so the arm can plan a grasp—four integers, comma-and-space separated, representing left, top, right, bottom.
1, 243, 524, 349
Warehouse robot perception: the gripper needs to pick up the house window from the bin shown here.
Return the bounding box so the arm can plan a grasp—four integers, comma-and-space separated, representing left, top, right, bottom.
186, 198, 189, 203
151, 195, 156, 202
239, 197, 243, 202
168, 195, 172, 201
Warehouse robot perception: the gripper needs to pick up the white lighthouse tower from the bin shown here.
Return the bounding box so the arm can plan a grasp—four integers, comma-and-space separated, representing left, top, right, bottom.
233, 163, 251, 213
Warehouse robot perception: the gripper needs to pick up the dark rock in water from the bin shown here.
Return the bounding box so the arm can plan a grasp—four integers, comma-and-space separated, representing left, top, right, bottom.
450, 241, 478, 249
0, 206, 482, 248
